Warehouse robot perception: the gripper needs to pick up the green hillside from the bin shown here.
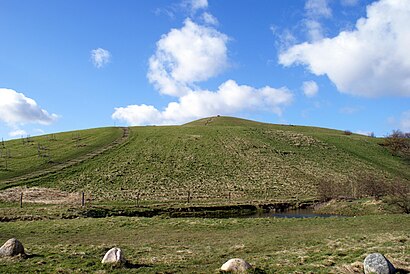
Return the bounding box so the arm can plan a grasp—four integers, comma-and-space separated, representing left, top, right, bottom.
2, 116, 407, 204
0, 127, 125, 189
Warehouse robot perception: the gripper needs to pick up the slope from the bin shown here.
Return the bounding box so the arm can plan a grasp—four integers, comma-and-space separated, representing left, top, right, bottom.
10, 116, 408, 203
0, 127, 125, 190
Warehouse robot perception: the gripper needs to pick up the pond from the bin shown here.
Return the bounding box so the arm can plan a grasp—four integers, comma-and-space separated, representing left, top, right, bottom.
244, 208, 342, 218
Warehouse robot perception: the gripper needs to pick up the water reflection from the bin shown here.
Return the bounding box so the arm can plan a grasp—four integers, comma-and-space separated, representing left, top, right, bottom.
245, 208, 342, 218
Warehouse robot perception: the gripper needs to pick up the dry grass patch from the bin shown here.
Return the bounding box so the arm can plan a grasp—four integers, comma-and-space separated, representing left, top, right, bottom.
0, 187, 78, 205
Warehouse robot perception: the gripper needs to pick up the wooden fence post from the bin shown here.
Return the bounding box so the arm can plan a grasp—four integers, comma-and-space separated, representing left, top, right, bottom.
187, 191, 191, 203
81, 192, 85, 207
20, 192, 23, 208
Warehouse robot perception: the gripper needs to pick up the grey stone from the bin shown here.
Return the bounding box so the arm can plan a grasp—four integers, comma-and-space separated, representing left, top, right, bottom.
220, 258, 252, 273
101, 247, 125, 264
0, 238, 25, 257
364, 253, 396, 274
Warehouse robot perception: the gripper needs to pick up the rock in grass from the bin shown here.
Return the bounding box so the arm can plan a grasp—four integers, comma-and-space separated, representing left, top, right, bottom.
0, 238, 25, 257
220, 258, 252, 272
101, 247, 125, 264
364, 253, 396, 274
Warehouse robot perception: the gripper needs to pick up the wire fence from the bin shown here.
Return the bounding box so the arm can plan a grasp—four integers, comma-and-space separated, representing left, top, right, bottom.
0, 187, 307, 208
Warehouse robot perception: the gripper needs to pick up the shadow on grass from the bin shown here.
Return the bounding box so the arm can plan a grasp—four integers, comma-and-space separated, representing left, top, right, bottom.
124, 261, 152, 269
253, 268, 267, 274
396, 269, 410, 274
25, 254, 45, 259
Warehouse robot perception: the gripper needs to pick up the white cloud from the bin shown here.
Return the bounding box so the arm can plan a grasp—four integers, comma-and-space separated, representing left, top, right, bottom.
112, 104, 162, 125
304, 19, 325, 41
271, 25, 298, 51
303, 0, 332, 42
182, 0, 208, 13
0, 88, 58, 125
201, 12, 218, 25
279, 0, 410, 97
9, 129, 27, 137
355, 130, 373, 136
112, 80, 293, 125
302, 81, 319, 97
90, 48, 111, 69
115, 12, 294, 126
305, 0, 332, 18
147, 18, 228, 97
400, 110, 410, 132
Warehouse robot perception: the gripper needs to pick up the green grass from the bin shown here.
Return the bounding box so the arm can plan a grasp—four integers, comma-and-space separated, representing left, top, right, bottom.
0, 127, 123, 186
9, 116, 407, 204
0, 118, 408, 273
0, 215, 409, 273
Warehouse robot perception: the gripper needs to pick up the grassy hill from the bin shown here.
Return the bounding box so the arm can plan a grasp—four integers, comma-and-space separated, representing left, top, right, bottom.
1, 116, 407, 204
0, 127, 125, 189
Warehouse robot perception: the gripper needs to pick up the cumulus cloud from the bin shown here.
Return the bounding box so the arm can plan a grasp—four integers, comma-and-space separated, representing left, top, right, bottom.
112, 80, 293, 125
115, 10, 294, 126
302, 81, 319, 97
279, 0, 410, 97
147, 18, 229, 97
9, 129, 27, 137
90, 48, 111, 68
0, 88, 58, 125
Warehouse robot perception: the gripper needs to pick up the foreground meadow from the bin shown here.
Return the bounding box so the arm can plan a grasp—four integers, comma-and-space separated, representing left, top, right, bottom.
0, 215, 409, 273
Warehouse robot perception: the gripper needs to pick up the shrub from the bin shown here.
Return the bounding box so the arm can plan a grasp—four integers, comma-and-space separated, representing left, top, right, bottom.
356, 174, 388, 200
317, 179, 354, 201
383, 130, 410, 160
384, 180, 410, 214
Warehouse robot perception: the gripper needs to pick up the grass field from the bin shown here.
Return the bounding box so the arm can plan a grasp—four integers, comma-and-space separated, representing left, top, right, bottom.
4, 116, 405, 205
0, 127, 124, 188
0, 116, 409, 273
0, 215, 409, 273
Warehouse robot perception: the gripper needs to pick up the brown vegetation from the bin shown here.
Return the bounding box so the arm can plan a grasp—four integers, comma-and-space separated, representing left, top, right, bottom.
317, 174, 410, 214
383, 129, 410, 160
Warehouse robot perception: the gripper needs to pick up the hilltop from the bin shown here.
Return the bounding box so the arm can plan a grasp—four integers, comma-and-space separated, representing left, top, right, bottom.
1, 116, 408, 205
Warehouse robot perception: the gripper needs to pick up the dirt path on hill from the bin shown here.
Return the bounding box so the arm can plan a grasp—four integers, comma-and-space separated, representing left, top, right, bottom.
0, 127, 129, 189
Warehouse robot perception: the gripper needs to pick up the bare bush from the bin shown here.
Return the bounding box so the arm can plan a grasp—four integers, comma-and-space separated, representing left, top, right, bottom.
317, 179, 354, 201
317, 175, 409, 214
356, 174, 388, 200
344, 130, 352, 136
383, 130, 410, 159
385, 180, 410, 214
317, 174, 398, 198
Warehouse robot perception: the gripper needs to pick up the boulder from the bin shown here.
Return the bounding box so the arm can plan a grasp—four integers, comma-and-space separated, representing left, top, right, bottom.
364, 253, 396, 274
220, 258, 252, 273
101, 247, 125, 264
0, 238, 25, 257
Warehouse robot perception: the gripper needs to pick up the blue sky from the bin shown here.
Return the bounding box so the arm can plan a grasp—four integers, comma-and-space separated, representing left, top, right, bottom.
1, 0, 409, 139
